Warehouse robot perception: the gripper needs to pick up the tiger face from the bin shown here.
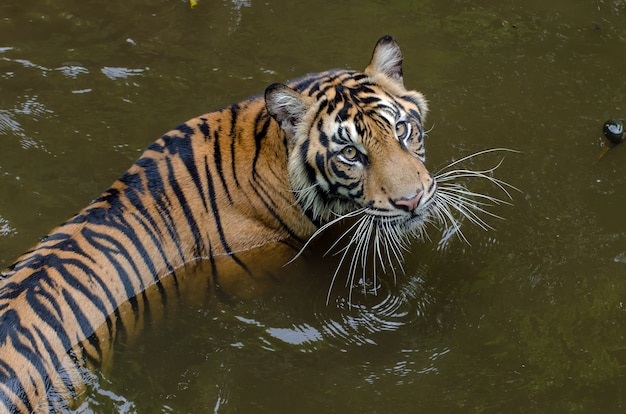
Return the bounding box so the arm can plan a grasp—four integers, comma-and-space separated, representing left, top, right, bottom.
266, 36, 435, 238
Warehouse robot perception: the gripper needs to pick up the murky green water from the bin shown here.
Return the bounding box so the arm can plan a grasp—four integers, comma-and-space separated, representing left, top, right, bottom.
1, 0, 626, 412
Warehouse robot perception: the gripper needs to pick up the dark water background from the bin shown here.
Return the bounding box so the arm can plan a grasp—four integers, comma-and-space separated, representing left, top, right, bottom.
1, 0, 626, 412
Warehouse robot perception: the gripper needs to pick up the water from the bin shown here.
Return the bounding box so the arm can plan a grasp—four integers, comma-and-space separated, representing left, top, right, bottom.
1, 0, 626, 412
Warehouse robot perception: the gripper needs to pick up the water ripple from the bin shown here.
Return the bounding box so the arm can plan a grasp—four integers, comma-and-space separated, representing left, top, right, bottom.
313, 271, 437, 349
0, 215, 16, 237
101, 66, 148, 80
0, 95, 53, 151
57, 65, 90, 79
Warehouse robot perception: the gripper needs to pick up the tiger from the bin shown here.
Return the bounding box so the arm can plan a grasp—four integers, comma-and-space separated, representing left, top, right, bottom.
0, 35, 442, 412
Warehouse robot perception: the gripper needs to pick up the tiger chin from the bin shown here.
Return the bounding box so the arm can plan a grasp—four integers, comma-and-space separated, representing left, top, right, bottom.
0, 36, 437, 412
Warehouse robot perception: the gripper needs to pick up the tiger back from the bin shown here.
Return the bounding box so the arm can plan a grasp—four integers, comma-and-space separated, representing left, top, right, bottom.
0, 35, 434, 412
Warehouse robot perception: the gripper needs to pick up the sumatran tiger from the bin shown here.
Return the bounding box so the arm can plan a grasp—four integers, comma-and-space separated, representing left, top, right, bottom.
0, 36, 510, 412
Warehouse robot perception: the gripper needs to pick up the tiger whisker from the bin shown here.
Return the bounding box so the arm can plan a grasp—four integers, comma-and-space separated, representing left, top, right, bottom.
379, 219, 405, 279
437, 187, 508, 217
428, 148, 519, 243
324, 213, 370, 258
431, 196, 470, 243
373, 225, 386, 274
424, 123, 435, 135
326, 215, 370, 305
438, 183, 511, 207
290, 182, 322, 194
325, 213, 411, 305
360, 218, 376, 289
348, 217, 374, 302
434, 147, 519, 176
436, 169, 518, 201
286, 207, 367, 265
370, 220, 380, 297
435, 191, 496, 231
341, 216, 371, 276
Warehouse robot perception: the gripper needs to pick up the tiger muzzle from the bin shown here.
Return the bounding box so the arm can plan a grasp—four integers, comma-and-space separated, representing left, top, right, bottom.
391, 190, 424, 212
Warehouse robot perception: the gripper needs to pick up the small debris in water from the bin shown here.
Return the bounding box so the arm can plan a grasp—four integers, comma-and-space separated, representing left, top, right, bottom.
597, 119, 626, 162
603, 119, 626, 145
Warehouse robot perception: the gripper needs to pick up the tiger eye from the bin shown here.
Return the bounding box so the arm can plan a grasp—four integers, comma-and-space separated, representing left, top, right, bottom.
341, 146, 358, 159
395, 120, 409, 140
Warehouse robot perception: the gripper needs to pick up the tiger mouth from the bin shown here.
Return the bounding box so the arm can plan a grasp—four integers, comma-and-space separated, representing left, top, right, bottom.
367, 199, 434, 225
367, 209, 431, 232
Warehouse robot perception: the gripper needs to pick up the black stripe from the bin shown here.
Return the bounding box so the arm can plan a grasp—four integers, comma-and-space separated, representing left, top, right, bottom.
61, 289, 102, 359
130, 212, 171, 301
198, 117, 210, 139
79, 228, 142, 315
161, 131, 209, 213
299, 140, 318, 186
316, 99, 329, 117
212, 129, 233, 204
83, 211, 168, 317
203, 155, 252, 275
228, 105, 241, 188
317, 123, 329, 147
291, 73, 323, 95
110, 308, 128, 345
314, 153, 330, 184
404, 98, 424, 120
330, 161, 351, 180
123, 184, 175, 275
0, 310, 47, 410
165, 157, 205, 258
248, 178, 304, 242
50, 253, 118, 319
117, 176, 169, 280
13, 232, 121, 341
252, 112, 271, 174
0, 359, 31, 413
83, 198, 158, 287
137, 157, 187, 263
206, 240, 220, 293
23, 259, 112, 352
33, 326, 77, 402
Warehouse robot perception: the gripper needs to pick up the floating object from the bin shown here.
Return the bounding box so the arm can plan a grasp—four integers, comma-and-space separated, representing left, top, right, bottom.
597, 119, 626, 162
603, 119, 626, 145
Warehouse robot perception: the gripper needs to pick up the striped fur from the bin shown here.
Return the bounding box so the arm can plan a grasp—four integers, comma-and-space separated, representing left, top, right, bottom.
0, 35, 434, 412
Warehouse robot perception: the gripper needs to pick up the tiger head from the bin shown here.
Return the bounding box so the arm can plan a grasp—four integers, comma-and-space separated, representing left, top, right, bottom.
265, 35, 435, 238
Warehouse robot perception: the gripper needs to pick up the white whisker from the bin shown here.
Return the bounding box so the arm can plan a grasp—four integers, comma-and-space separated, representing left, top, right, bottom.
439, 183, 511, 206
290, 181, 322, 194
436, 169, 518, 200
345, 217, 372, 286
287, 207, 367, 265
434, 148, 519, 176
325, 215, 369, 257
436, 188, 506, 219
326, 215, 371, 305
436, 192, 495, 231
431, 195, 469, 243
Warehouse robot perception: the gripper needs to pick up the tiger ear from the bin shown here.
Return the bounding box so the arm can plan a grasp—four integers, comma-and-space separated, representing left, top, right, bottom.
365, 35, 404, 85
265, 83, 311, 138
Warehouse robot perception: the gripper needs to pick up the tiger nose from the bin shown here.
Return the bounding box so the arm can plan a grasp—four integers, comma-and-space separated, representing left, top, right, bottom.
391, 190, 423, 212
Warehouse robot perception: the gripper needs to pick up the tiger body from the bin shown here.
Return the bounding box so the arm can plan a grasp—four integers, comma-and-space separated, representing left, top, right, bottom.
0, 36, 434, 412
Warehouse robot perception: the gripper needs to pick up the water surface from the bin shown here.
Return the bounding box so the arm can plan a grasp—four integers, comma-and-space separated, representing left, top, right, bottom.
1, 0, 625, 412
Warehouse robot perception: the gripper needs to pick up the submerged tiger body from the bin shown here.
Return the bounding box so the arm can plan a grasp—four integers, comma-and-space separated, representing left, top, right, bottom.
0, 36, 436, 412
